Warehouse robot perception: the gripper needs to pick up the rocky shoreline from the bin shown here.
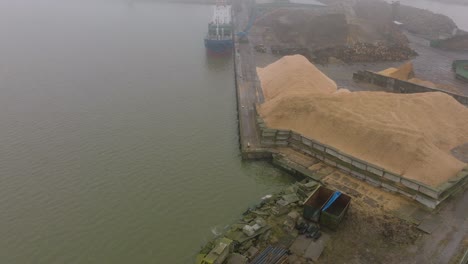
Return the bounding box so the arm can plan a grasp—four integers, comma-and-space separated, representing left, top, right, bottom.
195, 176, 423, 264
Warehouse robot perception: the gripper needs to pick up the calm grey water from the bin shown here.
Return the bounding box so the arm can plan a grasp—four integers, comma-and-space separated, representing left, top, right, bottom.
0, 0, 293, 263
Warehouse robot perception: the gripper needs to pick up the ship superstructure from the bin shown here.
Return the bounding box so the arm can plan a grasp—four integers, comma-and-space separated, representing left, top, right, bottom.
204, 0, 233, 53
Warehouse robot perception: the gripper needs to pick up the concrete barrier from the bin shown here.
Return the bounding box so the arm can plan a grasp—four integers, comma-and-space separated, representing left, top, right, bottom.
353, 71, 468, 106
255, 107, 468, 209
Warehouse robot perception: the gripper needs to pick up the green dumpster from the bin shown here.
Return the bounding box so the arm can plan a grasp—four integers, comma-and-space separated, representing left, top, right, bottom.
320, 193, 351, 230
303, 186, 334, 222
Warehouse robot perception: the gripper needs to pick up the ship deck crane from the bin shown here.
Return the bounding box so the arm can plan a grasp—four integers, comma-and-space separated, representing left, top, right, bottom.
237, 6, 257, 42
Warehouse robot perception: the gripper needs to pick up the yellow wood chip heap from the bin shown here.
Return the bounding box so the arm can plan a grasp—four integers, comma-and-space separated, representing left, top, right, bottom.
257, 55, 468, 187
378, 62, 462, 94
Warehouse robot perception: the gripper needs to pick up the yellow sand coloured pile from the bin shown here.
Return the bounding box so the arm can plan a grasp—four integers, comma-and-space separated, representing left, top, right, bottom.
408, 78, 438, 89
257, 56, 338, 100
378, 62, 414, 80
258, 55, 468, 187
378, 62, 461, 94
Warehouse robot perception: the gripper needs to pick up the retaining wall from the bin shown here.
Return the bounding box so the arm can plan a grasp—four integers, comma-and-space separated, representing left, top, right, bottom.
353, 70, 468, 106
255, 106, 468, 208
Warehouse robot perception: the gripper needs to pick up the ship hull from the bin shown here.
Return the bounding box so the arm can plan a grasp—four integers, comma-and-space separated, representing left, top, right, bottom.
204, 38, 233, 53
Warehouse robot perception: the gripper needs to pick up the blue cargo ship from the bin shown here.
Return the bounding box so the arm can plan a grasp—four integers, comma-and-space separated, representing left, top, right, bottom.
204, 1, 233, 53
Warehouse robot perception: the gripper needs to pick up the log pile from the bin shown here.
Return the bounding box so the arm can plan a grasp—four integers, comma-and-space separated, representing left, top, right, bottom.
313, 42, 417, 63
338, 42, 417, 63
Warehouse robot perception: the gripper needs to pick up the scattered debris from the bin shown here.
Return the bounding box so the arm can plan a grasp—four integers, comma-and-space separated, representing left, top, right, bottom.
254, 44, 267, 53
249, 246, 288, 264
197, 237, 234, 264
196, 180, 349, 263
227, 253, 247, 264
313, 42, 417, 64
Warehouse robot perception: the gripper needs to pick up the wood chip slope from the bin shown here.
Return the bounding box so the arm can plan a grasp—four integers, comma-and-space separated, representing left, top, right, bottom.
258, 55, 468, 187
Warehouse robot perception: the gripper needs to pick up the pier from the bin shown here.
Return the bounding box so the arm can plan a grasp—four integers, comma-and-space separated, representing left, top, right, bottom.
233, 0, 270, 159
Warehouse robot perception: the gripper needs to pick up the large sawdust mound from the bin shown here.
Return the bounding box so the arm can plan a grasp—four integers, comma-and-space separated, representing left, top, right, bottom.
257, 55, 337, 101
258, 55, 468, 187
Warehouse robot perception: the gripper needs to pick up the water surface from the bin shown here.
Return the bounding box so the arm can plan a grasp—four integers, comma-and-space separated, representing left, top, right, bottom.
0, 0, 293, 263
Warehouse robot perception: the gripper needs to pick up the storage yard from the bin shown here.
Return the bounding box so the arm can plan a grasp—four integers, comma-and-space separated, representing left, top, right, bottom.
249, 0, 468, 94
250, 7, 417, 63
197, 0, 468, 263
258, 55, 468, 187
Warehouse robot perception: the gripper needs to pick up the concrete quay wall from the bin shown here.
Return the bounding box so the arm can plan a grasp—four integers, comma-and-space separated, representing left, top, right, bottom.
353, 70, 468, 106
255, 107, 468, 208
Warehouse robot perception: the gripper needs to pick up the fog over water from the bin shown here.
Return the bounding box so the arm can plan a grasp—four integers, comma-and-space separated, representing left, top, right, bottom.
384, 0, 468, 30
0, 0, 292, 263
0, 0, 466, 263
